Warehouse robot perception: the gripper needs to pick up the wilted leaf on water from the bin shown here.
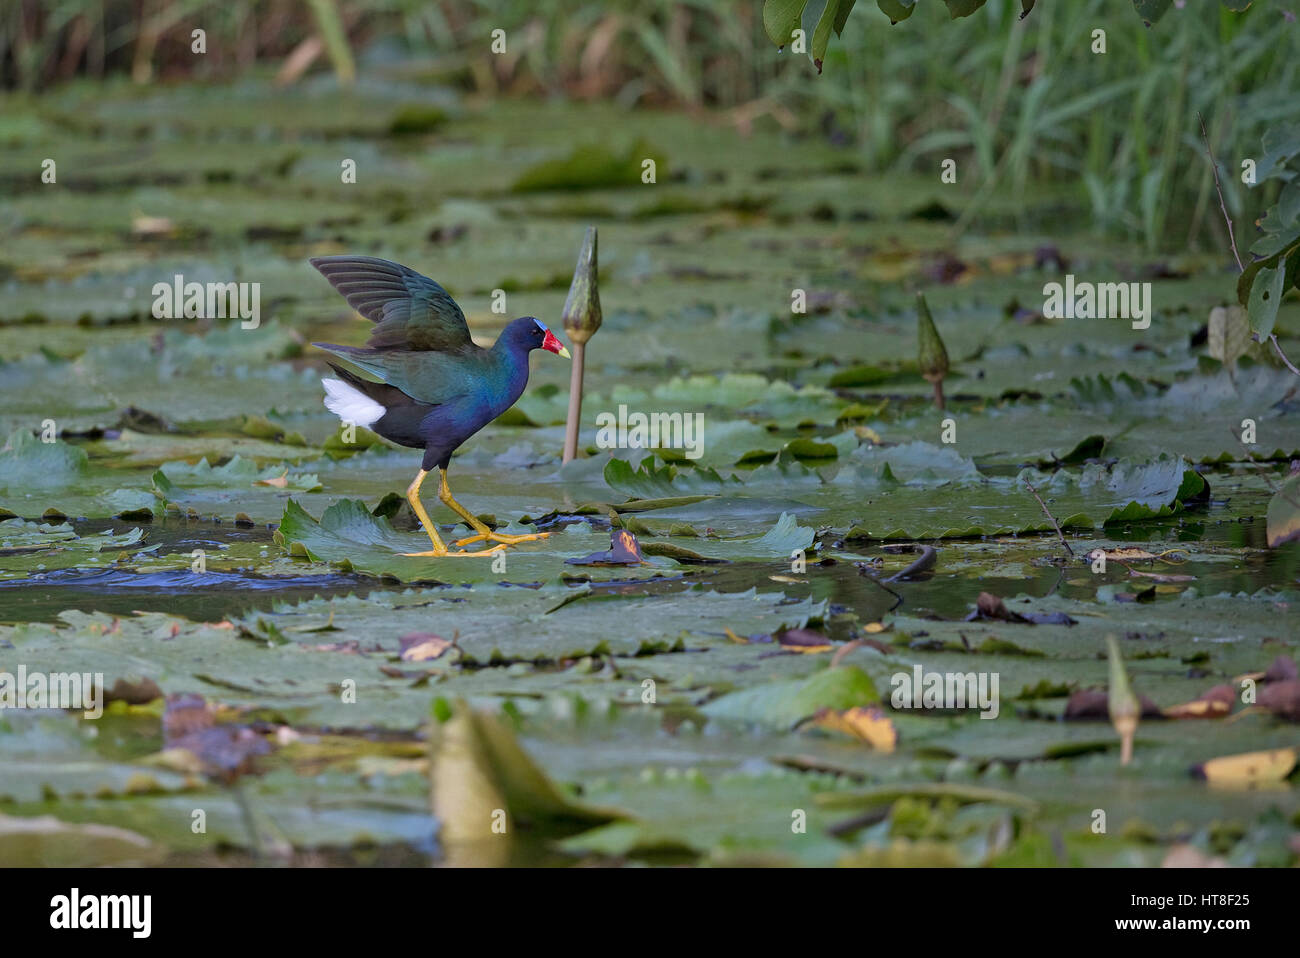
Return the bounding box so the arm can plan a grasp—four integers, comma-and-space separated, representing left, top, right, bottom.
103, 675, 164, 705
1265, 474, 1300, 548
1265, 655, 1299, 682
1192, 748, 1297, 787
1258, 680, 1300, 720
1063, 689, 1161, 720
777, 628, 833, 654
966, 591, 1073, 625
1163, 685, 1235, 719
803, 706, 897, 751
400, 633, 455, 662
162, 693, 270, 784
256, 470, 289, 489
429, 699, 625, 856
971, 591, 1029, 623
565, 529, 645, 566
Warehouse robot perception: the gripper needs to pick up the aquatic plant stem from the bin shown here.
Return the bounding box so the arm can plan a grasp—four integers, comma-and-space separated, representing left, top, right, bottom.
563, 341, 585, 463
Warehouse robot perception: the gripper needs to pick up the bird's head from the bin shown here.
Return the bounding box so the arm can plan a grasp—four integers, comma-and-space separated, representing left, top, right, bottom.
506, 316, 571, 358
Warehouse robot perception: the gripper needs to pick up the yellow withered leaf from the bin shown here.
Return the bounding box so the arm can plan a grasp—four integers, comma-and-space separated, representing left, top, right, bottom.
1193, 747, 1297, 786
254, 470, 290, 488
1163, 698, 1230, 719
400, 633, 454, 662
805, 706, 897, 752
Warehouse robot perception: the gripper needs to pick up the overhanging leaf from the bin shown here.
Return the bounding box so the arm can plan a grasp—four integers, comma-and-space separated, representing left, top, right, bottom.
762, 0, 811, 46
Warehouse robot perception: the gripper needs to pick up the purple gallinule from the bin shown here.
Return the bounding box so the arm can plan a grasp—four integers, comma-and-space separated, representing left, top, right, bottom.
310, 256, 570, 557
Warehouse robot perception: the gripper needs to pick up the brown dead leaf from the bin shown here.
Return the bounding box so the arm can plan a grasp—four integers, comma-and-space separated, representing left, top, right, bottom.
777, 628, 833, 654
102, 676, 164, 706
1265, 655, 1298, 683
162, 693, 270, 785
1064, 689, 1162, 720
971, 591, 1029, 622
1259, 679, 1300, 720
564, 529, 645, 566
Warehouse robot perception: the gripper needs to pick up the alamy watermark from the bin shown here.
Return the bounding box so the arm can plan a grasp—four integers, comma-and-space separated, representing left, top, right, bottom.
890, 665, 999, 720
0, 666, 104, 719
151, 274, 260, 328
594, 404, 704, 460
1042, 275, 1151, 330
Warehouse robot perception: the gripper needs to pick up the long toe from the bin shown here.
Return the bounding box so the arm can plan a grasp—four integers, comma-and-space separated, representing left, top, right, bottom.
454, 531, 551, 547
401, 544, 506, 557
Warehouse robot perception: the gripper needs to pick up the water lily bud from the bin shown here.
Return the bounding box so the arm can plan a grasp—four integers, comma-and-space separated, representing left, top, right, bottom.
1106, 634, 1139, 766
916, 292, 949, 409
562, 226, 602, 346
916, 292, 949, 381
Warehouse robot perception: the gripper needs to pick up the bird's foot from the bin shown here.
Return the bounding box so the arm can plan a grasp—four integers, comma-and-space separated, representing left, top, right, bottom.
401, 544, 506, 558
453, 530, 551, 548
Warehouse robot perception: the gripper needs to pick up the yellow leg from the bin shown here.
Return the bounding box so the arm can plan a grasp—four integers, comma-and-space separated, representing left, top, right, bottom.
434, 469, 550, 548
400, 469, 503, 557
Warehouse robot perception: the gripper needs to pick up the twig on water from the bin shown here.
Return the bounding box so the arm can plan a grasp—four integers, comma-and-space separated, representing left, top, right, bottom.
1024, 479, 1074, 557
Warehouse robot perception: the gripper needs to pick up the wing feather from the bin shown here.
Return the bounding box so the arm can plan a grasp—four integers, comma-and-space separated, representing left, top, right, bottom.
310, 255, 472, 351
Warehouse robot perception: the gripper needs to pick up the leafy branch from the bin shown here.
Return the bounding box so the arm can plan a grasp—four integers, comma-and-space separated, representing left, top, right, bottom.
1197, 112, 1300, 376
763, 0, 1254, 69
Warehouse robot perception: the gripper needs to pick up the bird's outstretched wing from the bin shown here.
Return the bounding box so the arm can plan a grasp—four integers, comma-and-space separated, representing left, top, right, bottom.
309, 255, 472, 351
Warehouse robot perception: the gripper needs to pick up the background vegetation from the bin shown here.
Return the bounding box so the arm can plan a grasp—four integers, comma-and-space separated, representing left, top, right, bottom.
4, 0, 1297, 251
